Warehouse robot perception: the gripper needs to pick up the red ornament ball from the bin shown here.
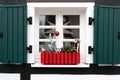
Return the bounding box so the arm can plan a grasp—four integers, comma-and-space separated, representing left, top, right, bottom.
54, 31, 59, 36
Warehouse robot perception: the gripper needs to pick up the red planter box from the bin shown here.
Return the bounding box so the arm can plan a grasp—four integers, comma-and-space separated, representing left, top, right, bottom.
41, 51, 80, 65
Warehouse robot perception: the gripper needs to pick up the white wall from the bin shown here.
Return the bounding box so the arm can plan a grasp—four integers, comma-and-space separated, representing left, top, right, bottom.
0, 74, 119, 80
0, 73, 20, 80
31, 74, 120, 80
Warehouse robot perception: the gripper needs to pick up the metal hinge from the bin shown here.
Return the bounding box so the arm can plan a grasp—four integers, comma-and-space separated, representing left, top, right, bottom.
27, 45, 32, 53
88, 46, 94, 54
27, 17, 32, 25
89, 17, 94, 25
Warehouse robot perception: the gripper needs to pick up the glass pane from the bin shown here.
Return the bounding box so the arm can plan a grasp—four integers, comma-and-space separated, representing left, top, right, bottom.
63, 15, 80, 26
39, 15, 56, 26
39, 42, 56, 52
63, 42, 80, 52
39, 28, 56, 39
63, 29, 79, 39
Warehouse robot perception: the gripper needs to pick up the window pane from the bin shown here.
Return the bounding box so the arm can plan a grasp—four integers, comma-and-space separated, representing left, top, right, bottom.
63, 42, 76, 47
63, 15, 80, 26
39, 15, 56, 26
39, 42, 56, 52
63, 42, 80, 52
39, 28, 56, 39
63, 29, 79, 39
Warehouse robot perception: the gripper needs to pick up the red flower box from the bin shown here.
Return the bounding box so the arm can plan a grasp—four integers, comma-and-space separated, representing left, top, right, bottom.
41, 51, 80, 65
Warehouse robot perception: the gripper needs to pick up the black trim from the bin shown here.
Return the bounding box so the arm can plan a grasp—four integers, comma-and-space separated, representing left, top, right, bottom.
31, 65, 120, 74
1, 64, 120, 74
26, 0, 95, 2
0, 0, 26, 4
1, 64, 120, 80
20, 64, 31, 80
95, 0, 120, 6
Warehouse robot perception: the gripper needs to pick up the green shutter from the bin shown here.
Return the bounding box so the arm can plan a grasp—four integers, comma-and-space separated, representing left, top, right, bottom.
94, 6, 120, 64
0, 5, 3, 62
0, 4, 27, 63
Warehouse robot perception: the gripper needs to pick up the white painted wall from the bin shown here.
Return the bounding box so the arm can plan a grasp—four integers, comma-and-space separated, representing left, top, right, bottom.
0, 74, 120, 80
0, 73, 20, 80
31, 74, 120, 80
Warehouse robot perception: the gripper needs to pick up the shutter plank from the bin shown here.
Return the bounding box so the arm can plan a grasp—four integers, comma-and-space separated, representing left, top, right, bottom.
103, 8, 109, 63
0, 6, 3, 62
113, 9, 119, 64
23, 6, 27, 63
18, 7, 24, 63
13, 7, 18, 63
8, 7, 13, 63
118, 9, 120, 63
3, 7, 8, 63
98, 7, 104, 64
94, 6, 99, 64
108, 8, 114, 64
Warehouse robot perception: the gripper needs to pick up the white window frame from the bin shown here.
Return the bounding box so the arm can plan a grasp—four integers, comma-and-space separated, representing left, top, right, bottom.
27, 2, 94, 67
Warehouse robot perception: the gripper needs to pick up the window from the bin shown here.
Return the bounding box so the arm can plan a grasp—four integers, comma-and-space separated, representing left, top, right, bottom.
39, 14, 80, 52
31, 4, 94, 67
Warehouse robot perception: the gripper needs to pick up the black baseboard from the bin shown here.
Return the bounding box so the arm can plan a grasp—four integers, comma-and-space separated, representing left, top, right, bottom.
0, 64, 120, 80
1, 64, 120, 74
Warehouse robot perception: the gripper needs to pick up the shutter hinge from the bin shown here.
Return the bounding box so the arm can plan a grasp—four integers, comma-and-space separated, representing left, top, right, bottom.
88, 46, 94, 54
27, 45, 32, 53
89, 17, 94, 25
27, 17, 32, 25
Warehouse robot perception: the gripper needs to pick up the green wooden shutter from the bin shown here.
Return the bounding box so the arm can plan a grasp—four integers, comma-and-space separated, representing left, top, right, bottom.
94, 6, 120, 64
0, 5, 3, 62
0, 4, 27, 63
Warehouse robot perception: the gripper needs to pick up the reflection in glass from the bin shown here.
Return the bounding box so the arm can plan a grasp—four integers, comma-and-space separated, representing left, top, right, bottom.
63, 42, 76, 47
63, 29, 79, 39
39, 42, 49, 52
39, 42, 56, 52
63, 42, 80, 52
39, 15, 56, 26
39, 28, 56, 39
63, 15, 80, 25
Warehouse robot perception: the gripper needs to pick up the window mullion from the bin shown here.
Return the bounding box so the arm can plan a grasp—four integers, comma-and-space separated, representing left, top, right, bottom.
56, 13, 63, 49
